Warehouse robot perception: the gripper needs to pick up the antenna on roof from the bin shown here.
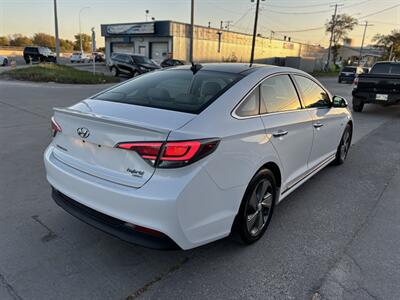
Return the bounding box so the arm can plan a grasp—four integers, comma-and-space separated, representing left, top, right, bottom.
190, 61, 202, 74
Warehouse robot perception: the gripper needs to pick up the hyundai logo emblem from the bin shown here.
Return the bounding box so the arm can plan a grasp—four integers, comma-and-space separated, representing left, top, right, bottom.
77, 127, 90, 139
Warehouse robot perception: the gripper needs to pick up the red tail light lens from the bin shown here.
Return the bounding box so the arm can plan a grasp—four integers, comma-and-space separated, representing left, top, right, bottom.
161, 141, 201, 161
51, 116, 62, 137
116, 139, 219, 168
116, 142, 162, 160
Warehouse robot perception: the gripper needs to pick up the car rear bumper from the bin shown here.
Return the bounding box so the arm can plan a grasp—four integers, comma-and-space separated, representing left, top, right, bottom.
352, 91, 400, 105
44, 145, 238, 250
339, 75, 355, 82
52, 188, 180, 249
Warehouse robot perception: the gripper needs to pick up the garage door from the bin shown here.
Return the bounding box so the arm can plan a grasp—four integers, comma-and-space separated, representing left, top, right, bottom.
151, 42, 168, 63
112, 43, 134, 54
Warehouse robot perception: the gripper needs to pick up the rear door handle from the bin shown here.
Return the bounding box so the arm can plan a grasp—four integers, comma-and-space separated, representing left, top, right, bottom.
272, 130, 288, 137
313, 122, 324, 128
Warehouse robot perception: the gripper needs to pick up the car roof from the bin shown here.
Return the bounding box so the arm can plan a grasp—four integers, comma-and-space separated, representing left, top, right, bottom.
171, 63, 274, 75
373, 61, 400, 65
112, 52, 144, 57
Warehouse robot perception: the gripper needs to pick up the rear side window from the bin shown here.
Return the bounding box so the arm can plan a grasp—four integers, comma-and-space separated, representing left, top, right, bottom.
25, 47, 37, 53
260, 75, 301, 113
95, 70, 242, 114
342, 67, 356, 72
293, 75, 331, 108
236, 88, 260, 117
371, 63, 400, 75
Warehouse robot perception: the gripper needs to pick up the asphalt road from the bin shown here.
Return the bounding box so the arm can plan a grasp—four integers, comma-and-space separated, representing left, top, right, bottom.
0, 77, 400, 300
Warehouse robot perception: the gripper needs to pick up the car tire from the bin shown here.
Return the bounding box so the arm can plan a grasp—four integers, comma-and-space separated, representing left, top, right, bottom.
338, 78, 342, 83
235, 168, 276, 244
352, 97, 364, 112
2, 58, 8, 66
333, 123, 352, 165
110, 67, 119, 77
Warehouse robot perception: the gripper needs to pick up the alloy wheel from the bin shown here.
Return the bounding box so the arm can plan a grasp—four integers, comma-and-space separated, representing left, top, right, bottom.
340, 129, 351, 161
246, 179, 274, 237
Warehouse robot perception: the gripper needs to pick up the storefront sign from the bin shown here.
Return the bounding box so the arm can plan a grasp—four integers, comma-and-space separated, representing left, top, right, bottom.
106, 23, 155, 35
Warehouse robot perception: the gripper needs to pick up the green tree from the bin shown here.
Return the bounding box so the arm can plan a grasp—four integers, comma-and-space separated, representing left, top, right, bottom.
0, 36, 9, 46
372, 29, 400, 60
326, 14, 358, 66
9, 34, 33, 47
73, 33, 91, 52
32, 33, 55, 48
60, 39, 74, 52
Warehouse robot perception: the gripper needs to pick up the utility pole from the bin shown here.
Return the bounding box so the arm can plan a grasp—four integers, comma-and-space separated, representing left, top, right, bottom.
250, 0, 265, 66
325, 4, 343, 70
189, 0, 194, 62
389, 42, 394, 61
53, 0, 60, 62
358, 21, 373, 66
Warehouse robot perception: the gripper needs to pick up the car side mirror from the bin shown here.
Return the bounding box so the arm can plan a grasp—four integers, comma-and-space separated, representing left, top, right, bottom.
332, 95, 348, 108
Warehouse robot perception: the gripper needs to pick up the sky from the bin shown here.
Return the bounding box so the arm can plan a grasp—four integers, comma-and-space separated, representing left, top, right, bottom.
0, 0, 399, 48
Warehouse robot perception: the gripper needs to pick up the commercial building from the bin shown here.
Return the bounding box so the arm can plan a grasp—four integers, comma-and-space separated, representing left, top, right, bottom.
101, 20, 326, 70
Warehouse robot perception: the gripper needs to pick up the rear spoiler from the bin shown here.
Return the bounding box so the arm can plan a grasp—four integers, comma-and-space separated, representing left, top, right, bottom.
53, 107, 170, 134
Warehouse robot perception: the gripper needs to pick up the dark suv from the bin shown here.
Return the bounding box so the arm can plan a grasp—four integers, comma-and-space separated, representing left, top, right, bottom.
160, 58, 184, 68
109, 53, 160, 77
23, 46, 56, 64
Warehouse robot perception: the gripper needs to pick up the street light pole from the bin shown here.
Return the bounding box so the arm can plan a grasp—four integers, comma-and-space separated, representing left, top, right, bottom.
79, 7, 90, 53
189, 0, 194, 62
249, 0, 264, 66
53, 0, 60, 62
358, 21, 373, 66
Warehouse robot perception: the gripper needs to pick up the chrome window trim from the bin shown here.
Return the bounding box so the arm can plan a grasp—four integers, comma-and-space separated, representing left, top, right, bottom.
231, 72, 332, 120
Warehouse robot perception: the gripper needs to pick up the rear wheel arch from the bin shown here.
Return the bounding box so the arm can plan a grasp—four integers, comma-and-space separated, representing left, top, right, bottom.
258, 162, 281, 189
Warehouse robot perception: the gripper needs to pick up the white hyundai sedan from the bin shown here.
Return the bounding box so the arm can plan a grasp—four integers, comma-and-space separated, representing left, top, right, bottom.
44, 63, 353, 250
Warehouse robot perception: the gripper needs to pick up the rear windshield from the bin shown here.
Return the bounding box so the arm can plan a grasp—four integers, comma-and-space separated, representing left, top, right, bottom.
95, 69, 242, 114
133, 55, 153, 65
370, 63, 400, 75
342, 67, 356, 72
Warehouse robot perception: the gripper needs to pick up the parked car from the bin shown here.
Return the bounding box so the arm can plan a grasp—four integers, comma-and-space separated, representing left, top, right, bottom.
160, 58, 184, 68
44, 63, 353, 250
338, 66, 366, 83
23, 46, 56, 64
352, 61, 400, 112
0, 55, 8, 66
108, 52, 160, 77
92, 52, 105, 63
70, 52, 91, 63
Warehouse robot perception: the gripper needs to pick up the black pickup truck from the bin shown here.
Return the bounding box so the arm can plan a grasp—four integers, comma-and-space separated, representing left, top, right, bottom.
352, 62, 400, 112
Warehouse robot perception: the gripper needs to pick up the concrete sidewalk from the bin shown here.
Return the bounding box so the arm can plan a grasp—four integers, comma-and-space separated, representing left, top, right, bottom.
315, 167, 400, 299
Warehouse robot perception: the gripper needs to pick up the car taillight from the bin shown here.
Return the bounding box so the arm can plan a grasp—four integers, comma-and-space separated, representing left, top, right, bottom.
353, 77, 359, 88
115, 139, 219, 168
116, 142, 162, 160
51, 116, 62, 137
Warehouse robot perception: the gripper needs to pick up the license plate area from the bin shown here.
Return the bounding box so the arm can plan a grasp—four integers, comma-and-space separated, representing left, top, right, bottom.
376, 94, 388, 101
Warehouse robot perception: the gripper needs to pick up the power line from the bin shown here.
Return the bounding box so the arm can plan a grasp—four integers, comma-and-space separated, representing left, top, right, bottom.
358, 3, 400, 19
273, 26, 325, 33
260, 7, 332, 15
259, 0, 369, 15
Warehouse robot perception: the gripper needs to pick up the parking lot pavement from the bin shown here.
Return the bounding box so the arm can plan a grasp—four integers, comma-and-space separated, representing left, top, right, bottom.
1, 77, 400, 300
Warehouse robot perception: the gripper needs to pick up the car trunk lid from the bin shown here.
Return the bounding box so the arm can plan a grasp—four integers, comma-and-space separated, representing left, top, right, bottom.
51, 99, 195, 188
